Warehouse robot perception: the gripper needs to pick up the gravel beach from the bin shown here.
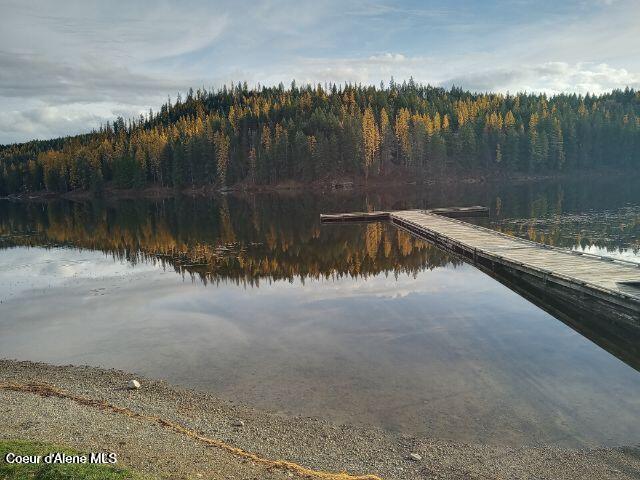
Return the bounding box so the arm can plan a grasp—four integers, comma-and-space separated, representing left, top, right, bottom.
1, 359, 638, 479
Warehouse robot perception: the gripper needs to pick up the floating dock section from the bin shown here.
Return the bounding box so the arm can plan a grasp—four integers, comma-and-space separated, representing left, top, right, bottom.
321, 208, 640, 322
319, 206, 488, 222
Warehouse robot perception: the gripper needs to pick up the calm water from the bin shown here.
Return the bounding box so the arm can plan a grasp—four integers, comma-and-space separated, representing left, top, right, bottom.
1, 176, 639, 448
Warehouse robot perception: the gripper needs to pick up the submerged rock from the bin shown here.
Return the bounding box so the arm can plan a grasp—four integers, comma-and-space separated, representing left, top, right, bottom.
408, 453, 422, 461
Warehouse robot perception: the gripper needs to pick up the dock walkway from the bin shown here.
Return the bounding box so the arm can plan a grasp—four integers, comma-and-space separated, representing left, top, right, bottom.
321, 209, 640, 318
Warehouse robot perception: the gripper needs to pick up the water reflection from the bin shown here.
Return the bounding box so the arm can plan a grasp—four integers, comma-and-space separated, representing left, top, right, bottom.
0, 197, 459, 285
1, 177, 640, 448
1, 176, 639, 284
493, 208, 640, 259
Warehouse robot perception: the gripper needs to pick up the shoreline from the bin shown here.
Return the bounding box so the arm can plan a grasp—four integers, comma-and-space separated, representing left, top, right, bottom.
1, 359, 638, 479
1, 169, 633, 202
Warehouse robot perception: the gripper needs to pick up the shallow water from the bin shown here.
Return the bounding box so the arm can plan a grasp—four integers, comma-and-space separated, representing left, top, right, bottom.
1, 176, 639, 448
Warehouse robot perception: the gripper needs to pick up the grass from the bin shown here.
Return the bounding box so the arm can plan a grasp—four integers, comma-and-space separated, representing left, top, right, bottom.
0, 440, 144, 479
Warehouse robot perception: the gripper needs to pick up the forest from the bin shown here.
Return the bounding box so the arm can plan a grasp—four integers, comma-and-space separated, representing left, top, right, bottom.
0, 80, 639, 195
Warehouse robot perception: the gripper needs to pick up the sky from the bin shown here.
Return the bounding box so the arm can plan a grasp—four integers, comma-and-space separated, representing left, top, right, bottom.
0, 0, 639, 144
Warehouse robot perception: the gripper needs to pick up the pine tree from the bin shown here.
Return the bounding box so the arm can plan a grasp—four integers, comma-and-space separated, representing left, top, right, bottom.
214, 132, 230, 187
460, 123, 477, 168
1, 83, 638, 194
379, 108, 394, 174
529, 113, 543, 171
504, 113, 520, 170
550, 117, 565, 170
362, 106, 380, 179
394, 108, 411, 166
172, 142, 185, 188
248, 146, 257, 184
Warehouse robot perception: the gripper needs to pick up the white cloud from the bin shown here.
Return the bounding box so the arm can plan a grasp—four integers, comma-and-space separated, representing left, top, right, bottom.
441, 62, 640, 94
254, 54, 639, 96
0, 0, 639, 143
255, 53, 432, 86
0, 0, 229, 63
0, 103, 149, 143
0, 52, 190, 103
367, 53, 407, 63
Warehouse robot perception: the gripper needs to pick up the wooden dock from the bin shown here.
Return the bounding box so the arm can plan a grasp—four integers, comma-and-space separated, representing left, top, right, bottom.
319, 206, 488, 222
321, 208, 640, 321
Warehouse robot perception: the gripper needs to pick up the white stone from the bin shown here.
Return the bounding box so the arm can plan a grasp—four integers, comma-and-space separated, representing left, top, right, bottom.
232, 420, 245, 427
408, 453, 422, 461
128, 379, 141, 390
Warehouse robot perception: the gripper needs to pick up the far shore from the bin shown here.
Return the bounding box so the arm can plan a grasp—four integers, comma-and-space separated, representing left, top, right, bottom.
1, 358, 639, 480
1, 169, 634, 203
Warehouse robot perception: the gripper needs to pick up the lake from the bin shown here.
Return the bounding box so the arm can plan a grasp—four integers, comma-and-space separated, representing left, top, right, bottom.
1, 176, 639, 448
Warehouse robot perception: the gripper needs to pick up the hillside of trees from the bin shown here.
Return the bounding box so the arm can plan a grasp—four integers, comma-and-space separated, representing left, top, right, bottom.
1, 81, 639, 195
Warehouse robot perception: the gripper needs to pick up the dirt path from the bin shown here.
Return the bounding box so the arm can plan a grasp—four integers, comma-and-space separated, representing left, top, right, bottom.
1, 359, 638, 479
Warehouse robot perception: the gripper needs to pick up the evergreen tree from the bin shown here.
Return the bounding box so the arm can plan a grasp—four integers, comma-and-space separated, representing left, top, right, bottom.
362, 106, 380, 178
0, 82, 637, 194
214, 132, 230, 187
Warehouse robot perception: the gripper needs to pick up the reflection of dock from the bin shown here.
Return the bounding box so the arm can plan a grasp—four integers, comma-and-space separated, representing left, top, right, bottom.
321, 208, 640, 322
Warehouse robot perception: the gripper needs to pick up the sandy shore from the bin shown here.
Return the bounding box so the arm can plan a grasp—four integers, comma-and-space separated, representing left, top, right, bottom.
1, 359, 638, 479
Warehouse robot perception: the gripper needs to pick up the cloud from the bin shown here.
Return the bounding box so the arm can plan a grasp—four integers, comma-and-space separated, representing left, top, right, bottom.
367, 53, 407, 63
256, 54, 640, 96
0, 52, 191, 104
255, 53, 433, 86
440, 62, 640, 94
0, 103, 148, 144
0, 0, 229, 63
0, 0, 639, 143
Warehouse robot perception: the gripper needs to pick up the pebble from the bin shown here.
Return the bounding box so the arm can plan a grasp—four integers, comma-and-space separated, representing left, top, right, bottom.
232, 420, 245, 427
128, 379, 141, 390
3, 359, 634, 480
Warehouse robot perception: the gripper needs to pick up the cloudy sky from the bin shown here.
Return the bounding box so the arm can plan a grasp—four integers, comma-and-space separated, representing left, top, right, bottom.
1, 0, 639, 144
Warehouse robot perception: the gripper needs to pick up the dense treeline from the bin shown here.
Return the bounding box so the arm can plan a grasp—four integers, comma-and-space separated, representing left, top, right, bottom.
1, 81, 639, 195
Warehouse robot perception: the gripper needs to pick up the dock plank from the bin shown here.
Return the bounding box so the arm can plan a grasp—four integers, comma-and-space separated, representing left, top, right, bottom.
388, 210, 640, 313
